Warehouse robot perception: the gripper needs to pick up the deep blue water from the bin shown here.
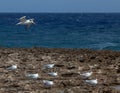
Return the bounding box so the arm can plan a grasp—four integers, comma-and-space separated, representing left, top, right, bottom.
0, 13, 120, 50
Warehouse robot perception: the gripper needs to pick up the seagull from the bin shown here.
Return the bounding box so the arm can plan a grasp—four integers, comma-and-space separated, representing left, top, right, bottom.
43, 80, 54, 87
26, 73, 39, 79
85, 79, 98, 85
6, 65, 17, 70
79, 64, 93, 78
48, 72, 58, 77
79, 71, 93, 78
43, 64, 55, 69
16, 16, 35, 29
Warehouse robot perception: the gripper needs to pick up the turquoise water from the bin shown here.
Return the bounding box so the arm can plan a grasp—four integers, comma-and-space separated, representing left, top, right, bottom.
0, 13, 120, 50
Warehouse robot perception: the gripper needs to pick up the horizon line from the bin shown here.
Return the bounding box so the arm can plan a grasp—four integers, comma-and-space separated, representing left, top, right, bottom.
0, 12, 120, 14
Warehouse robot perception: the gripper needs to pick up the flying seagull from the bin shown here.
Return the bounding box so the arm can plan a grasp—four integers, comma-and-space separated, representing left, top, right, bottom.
16, 16, 35, 29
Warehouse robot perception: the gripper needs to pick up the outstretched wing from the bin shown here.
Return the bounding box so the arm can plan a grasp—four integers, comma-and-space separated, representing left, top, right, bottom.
19, 16, 26, 22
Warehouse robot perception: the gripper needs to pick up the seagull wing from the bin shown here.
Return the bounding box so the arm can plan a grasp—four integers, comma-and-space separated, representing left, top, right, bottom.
19, 16, 26, 22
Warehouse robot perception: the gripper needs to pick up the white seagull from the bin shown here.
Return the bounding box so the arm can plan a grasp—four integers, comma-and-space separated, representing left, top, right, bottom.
43, 64, 55, 69
79, 71, 93, 78
43, 80, 54, 87
48, 72, 58, 77
85, 79, 98, 85
6, 65, 17, 70
26, 73, 39, 79
16, 16, 35, 28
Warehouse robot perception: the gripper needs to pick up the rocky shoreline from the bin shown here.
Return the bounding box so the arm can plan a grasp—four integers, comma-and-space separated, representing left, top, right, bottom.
0, 48, 119, 93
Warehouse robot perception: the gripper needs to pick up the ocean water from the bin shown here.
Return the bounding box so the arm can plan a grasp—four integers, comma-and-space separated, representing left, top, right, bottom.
0, 13, 120, 50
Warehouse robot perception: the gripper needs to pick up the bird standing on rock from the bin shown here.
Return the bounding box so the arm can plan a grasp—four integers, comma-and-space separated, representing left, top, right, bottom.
85, 79, 98, 85
25, 73, 39, 79
43, 64, 55, 69
43, 80, 54, 87
48, 72, 58, 77
6, 65, 17, 70
79, 71, 93, 78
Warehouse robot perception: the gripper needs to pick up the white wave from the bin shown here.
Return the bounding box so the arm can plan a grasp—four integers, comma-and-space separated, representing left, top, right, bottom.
90, 42, 117, 50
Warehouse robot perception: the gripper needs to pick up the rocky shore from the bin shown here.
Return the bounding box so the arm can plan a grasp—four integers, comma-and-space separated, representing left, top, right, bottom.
0, 47, 119, 93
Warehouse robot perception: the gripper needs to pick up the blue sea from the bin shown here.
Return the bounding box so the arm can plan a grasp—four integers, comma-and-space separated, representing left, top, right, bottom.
0, 13, 120, 50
